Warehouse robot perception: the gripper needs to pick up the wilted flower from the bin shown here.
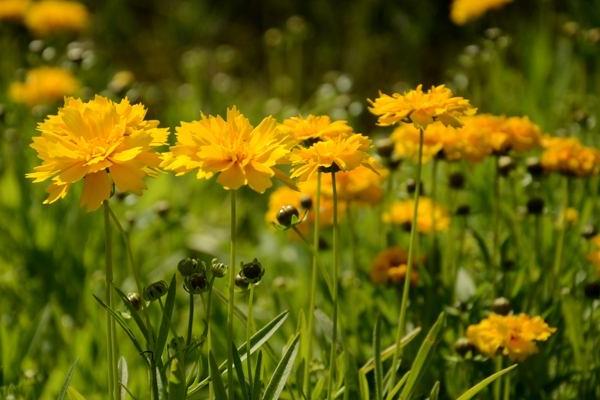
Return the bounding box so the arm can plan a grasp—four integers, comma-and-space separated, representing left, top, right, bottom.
383, 197, 450, 233
370, 247, 419, 286
540, 136, 600, 177
0, 0, 30, 21
368, 84, 476, 128
9, 67, 79, 107
290, 133, 374, 181
451, 0, 512, 25
24, 0, 90, 36
162, 107, 290, 192
466, 313, 556, 361
279, 114, 353, 144
27, 96, 168, 211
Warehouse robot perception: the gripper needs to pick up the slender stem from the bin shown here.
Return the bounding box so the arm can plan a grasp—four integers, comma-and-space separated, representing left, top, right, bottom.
551, 177, 570, 295
389, 127, 424, 383
327, 171, 340, 400
502, 369, 511, 400
493, 357, 502, 400
292, 225, 310, 246
247, 285, 255, 385
150, 357, 159, 400
492, 158, 500, 271
205, 279, 216, 400
227, 190, 237, 398
304, 172, 321, 395
103, 201, 118, 400
107, 207, 144, 295
186, 292, 194, 346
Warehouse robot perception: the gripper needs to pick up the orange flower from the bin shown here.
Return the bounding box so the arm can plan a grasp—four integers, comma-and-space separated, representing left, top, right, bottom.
370, 247, 419, 286
279, 115, 353, 144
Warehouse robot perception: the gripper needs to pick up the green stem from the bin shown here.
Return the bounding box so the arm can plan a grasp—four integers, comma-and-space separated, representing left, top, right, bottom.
150, 358, 159, 400
492, 158, 500, 271
187, 292, 194, 346
247, 285, 255, 386
103, 201, 118, 400
304, 172, 321, 396
551, 177, 570, 294
204, 279, 216, 400
327, 171, 340, 400
107, 207, 144, 296
389, 127, 424, 384
502, 368, 511, 400
227, 190, 237, 398
494, 357, 502, 400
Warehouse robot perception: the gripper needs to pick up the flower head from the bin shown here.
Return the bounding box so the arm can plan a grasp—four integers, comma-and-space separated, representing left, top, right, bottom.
466, 313, 556, 361
0, 0, 30, 21
369, 84, 476, 128
383, 197, 450, 233
24, 0, 89, 36
279, 115, 353, 145
9, 67, 79, 107
162, 107, 290, 192
290, 133, 374, 182
451, 0, 512, 25
370, 247, 419, 286
27, 96, 168, 211
540, 136, 600, 177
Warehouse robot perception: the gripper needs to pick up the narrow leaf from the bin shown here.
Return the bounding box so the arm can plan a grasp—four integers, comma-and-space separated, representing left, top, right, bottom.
373, 317, 383, 400
429, 381, 440, 400
154, 275, 177, 360
93, 295, 145, 357
456, 364, 517, 400
232, 342, 250, 400
115, 287, 152, 345
58, 359, 78, 400
252, 351, 263, 400
67, 387, 88, 400
209, 352, 228, 400
261, 333, 301, 400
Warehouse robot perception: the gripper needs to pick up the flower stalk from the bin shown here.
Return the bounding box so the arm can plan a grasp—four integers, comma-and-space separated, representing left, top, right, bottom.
227, 189, 237, 398
327, 171, 340, 400
103, 200, 118, 400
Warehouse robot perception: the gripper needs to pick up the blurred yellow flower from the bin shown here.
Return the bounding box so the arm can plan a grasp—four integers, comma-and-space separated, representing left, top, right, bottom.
279, 115, 353, 144
467, 313, 556, 361
290, 133, 373, 182
501, 116, 542, 152
9, 67, 79, 107
368, 84, 476, 128
451, 0, 512, 25
24, 0, 89, 36
391, 122, 453, 163
370, 246, 419, 286
540, 136, 600, 177
320, 164, 386, 204
0, 0, 29, 21
463, 114, 541, 155
383, 197, 450, 233
27, 96, 168, 211
162, 107, 290, 192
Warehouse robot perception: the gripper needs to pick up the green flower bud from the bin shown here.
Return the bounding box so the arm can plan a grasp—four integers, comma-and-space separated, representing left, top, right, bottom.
210, 258, 227, 278
235, 273, 250, 289
277, 205, 299, 228
178, 257, 199, 277
184, 272, 208, 294
300, 195, 312, 211
143, 280, 168, 301
126, 292, 142, 311
491, 297, 511, 315
240, 258, 265, 284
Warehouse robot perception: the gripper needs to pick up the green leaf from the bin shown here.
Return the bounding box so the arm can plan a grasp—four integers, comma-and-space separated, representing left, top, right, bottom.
232, 342, 250, 400
58, 359, 78, 400
359, 371, 370, 400
209, 351, 228, 400
360, 327, 421, 374
154, 275, 177, 360
261, 333, 301, 400
67, 387, 87, 400
386, 371, 410, 400
252, 351, 263, 400
456, 364, 517, 400
429, 381, 440, 400
118, 356, 129, 400
469, 228, 491, 267
93, 295, 145, 357
373, 316, 383, 400
399, 312, 445, 400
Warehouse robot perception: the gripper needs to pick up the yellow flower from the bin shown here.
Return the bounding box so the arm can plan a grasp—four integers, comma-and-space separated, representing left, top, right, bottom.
462, 114, 541, 155
27, 96, 168, 211
501, 116, 542, 152
540, 136, 600, 177
9, 67, 79, 107
162, 107, 290, 192
0, 0, 30, 21
279, 115, 353, 144
466, 313, 556, 361
368, 84, 476, 128
383, 197, 450, 233
451, 0, 512, 25
290, 133, 374, 182
370, 246, 419, 286
24, 0, 89, 36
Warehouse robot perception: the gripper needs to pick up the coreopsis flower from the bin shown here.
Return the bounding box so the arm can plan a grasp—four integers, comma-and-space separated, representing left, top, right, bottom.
320, 164, 387, 204
24, 0, 89, 36
278, 115, 353, 145
501, 116, 542, 152
466, 313, 556, 361
383, 197, 450, 233
370, 247, 419, 286
540, 136, 600, 177
391, 122, 456, 163
9, 67, 79, 107
290, 133, 374, 182
0, 0, 30, 21
368, 84, 476, 128
161, 107, 290, 192
465, 114, 541, 155
451, 0, 512, 25
27, 96, 168, 211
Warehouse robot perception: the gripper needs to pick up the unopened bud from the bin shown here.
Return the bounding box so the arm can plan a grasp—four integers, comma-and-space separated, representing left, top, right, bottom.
581, 224, 597, 240
300, 195, 313, 210
178, 257, 199, 277
498, 156, 514, 177
454, 337, 475, 357
240, 258, 265, 284
185, 272, 208, 294
448, 172, 465, 190
127, 292, 142, 311
235, 273, 250, 289
455, 204, 470, 216
526, 197, 545, 215
375, 138, 394, 158
491, 297, 511, 315
143, 281, 168, 301
210, 258, 227, 278
276, 205, 299, 228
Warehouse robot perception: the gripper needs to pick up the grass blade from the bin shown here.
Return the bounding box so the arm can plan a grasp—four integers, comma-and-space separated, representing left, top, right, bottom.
209, 351, 228, 400
252, 351, 263, 400
373, 316, 383, 400
114, 287, 152, 345
154, 275, 177, 361
429, 381, 440, 400
232, 342, 250, 399
93, 295, 146, 357
456, 364, 517, 400
360, 327, 421, 374
58, 358, 78, 400
261, 333, 301, 400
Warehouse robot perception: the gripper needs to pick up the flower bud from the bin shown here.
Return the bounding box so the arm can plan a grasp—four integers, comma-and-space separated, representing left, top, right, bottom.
526, 157, 543, 178
235, 273, 250, 289
386, 155, 402, 171
584, 282, 600, 299
210, 258, 227, 278
491, 297, 511, 315
143, 280, 168, 301
526, 197, 545, 215
126, 292, 142, 311
448, 172, 465, 190
455, 204, 470, 216
276, 205, 300, 228
581, 224, 597, 240
300, 195, 313, 210
240, 258, 265, 284
178, 257, 199, 277
184, 272, 208, 294
375, 137, 395, 158
154, 200, 171, 218
497, 156, 514, 177
405, 179, 424, 195
454, 337, 475, 357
